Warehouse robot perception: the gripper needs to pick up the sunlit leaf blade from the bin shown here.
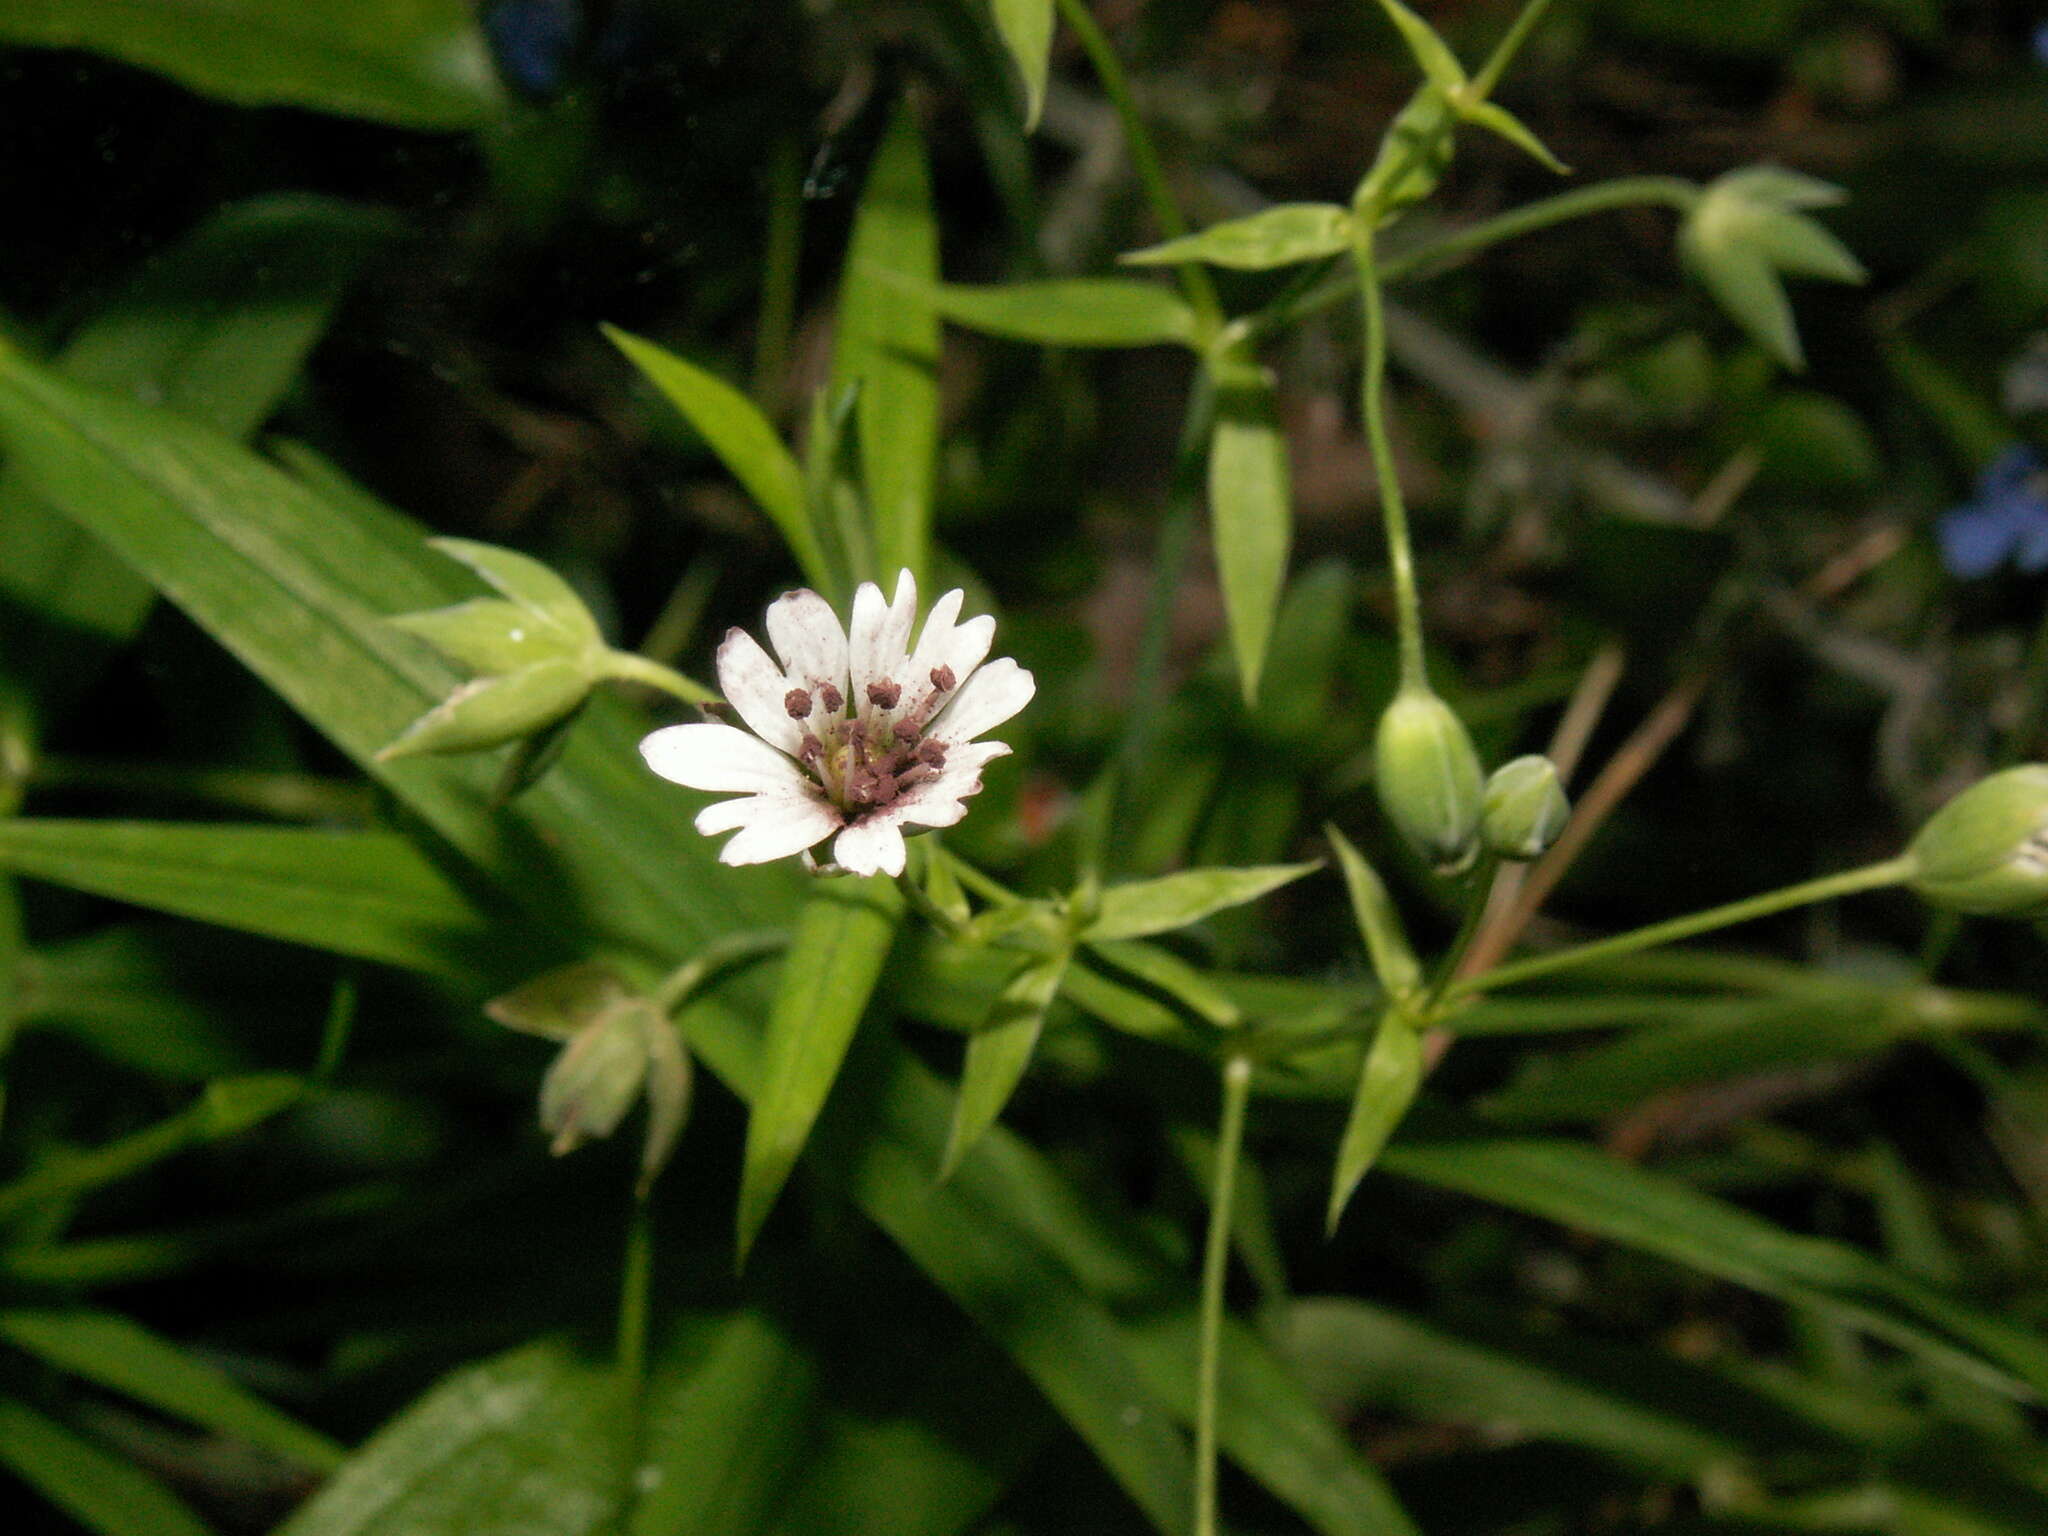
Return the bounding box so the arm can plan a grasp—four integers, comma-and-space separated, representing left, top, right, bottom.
1207, 367, 1293, 703
931, 278, 1198, 347
735, 877, 904, 1262
942, 947, 1071, 1178
1383, 1133, 2048, 1399
1085, 862, 1318, 943
832, 106, 940, 587
273, 1339, 626, 1536
602, 324, 826, 591
0, 1396, 215, 1536
0, 821, 501, 976
989, 0, 1055, 129
1326, 1012, 1423, 1231
0, 0, 505, 128
1122, 204, 1354, 271
0, 1309, 345, 1471
0, 196, 393, 712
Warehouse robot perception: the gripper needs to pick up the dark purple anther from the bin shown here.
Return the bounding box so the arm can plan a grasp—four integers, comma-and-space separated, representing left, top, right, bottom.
929, 664, 956, 693
866, 680, 901, 710
784, 687, 812, 719
817, 682, 844, 713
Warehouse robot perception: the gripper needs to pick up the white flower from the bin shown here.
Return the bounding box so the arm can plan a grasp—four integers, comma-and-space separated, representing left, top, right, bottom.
639, 571, 1035, 878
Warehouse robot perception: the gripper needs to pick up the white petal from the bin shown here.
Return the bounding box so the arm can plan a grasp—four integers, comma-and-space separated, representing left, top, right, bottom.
834, 815, 908, 877
894, 742, 1011, 830
899, 591, 997, 720
849, 569, 918, 706
641, 723, 806, 793
716, 794, 842, 865
715, 628, 805, 755
930, 657, 1035, 745
765, 589, 849, 695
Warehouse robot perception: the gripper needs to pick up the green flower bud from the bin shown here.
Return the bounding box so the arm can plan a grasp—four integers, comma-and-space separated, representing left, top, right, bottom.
1481, 754, 1570, 862
1906, 765, 2048, 919
538, 1006, 653, 1156
1374, 687, 1483, 875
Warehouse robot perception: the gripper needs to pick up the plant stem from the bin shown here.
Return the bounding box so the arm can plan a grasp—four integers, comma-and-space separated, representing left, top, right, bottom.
1426, 857, 1497, 1004
653, 929, 788, 1015
603, 650, 719, 706
1470, 0, 1559, 99
1351, 228, 1427, 689
1052, 0, 1223, 337
1444, 856, 1918, 1002
616, 1197, 655, 1509
1194, 1054, 1253, 1536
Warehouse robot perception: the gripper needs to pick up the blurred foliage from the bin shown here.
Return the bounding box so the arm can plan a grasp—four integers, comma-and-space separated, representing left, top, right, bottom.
2, 2, 2048, 1534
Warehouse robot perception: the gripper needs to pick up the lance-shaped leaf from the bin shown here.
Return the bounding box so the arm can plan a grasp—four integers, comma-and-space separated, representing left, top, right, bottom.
1085, 939, 1243, 1028
1083, 862, 1319, 944
1326, 1010, 1423, 1231
988, 0, 1055, 129
1327, 825, 1420, 1000
942, 945, 1072, 1178
1122, 204, 1355, 272
832, 106, 940, 588
1208, 359, 1294, 703
0, 1396, 214, 1536
603, 324, 827, 590
1374, 0, 1465, 93
931, 278, 1199, 347
736, 876, 904, 1261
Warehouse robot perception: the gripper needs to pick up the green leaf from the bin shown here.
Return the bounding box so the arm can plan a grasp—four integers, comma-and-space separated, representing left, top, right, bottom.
1457, 98, 1569, 175
0, 1396, 214, 1536
943, 946, 1072, 1178
1383, 1133, 2048, 1400
832, 105, 940, 587
0, 0, 505, 129
1327, 825, 1420, 999
0, 197, 392, 712
274, 1338, 626, 1536
602, 325, 827, 591
0, 821, 500, 976
0, 1308, 344, 1471
1085, 939, 1245, 1028
736, 877, 904, 1261
1084, 862, 1318, 943
1326, 1011, 1423, 1231
1207, 364, 1293, 703
1122, 204, 1355, 271
931, 278, 1198, 347
988, 0, 1055, 129
1373, 0, 1467, 93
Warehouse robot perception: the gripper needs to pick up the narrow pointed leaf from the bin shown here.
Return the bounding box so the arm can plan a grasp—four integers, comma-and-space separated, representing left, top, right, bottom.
1374, 0, 1466, 92
943, 946, 1072, 1177
1086, 863, 1318, 943
931, 278, 1198, 346
604, 324, 827, 590
0, 1309, 344, 1471
989, 0, 1055, 129
1327, 825, 1420, 998
736, 877, 904, 1261
0, 1396, 214, 1536
832, 106, 940, 586
1326, 1011, 1424, 1230
1458, 98, 1569, 175
1208, 365, 1293, 702
0, 821, 499, 976
1122, 204, 1355, 272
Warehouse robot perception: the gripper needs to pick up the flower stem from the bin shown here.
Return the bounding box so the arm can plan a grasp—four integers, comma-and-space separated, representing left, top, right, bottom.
653, 929, 788, 1015
1194, 1054, 1253, 1536
616, 1196, 655, 1509
1470, 0, 1558, 99
1352, 227, 1427, 690
1443, 856, 1918, 1003
1052, 0, 1223, 339
603, 650, 719, 706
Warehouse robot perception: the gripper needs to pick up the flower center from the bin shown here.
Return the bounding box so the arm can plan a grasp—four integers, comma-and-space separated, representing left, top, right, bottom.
794, 670, 956, 818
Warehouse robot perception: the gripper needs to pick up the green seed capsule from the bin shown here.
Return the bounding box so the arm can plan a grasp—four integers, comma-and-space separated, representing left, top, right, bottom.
1906, 765, 2048, 919
1482, 755, 1570, 862
1374, 687, 1483, 875
538, 1005, 656, 1156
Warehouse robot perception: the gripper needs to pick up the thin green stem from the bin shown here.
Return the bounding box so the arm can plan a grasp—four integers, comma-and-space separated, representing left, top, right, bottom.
1194, 1054, 1253, 1536
602, 650, 718, 707
1051, 0, 1223, 337
313, 971, 357, 1083
1444, 856, 1918, 1002
615, 1197, 655, 1512
1352, 228, 1426, 689
653, 929, 788, 1015
1426, 857, 1498, 1005
1247, 177, 1697, 342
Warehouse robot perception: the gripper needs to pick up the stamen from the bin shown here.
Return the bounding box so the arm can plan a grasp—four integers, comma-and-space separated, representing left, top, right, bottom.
798, 733, 824, 764
784, 687, 812, 719
892, 720, 920, 744
866, 680, 901, 710
817, 682, 844, 714
929, 664, 956, 693
916, 740, 948, 768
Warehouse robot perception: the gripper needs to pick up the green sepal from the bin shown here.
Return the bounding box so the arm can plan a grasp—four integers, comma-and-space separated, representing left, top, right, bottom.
426, 537, 600, 646
1374, 0, 1466, 95
485, 960, 634, 1042
1679, 168, 1866, 371
1121, 204, 1355, 272
1456, 97, 1568, 176
391, 598, 584, 674
375, 658, 591, 760
1355, 89, 1456, 222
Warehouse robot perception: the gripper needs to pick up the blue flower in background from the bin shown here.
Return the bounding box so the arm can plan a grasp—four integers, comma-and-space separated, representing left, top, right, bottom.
1939, 446, 2048, 579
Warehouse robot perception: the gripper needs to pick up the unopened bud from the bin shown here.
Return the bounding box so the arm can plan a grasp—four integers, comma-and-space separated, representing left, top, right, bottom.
376, 659, 591, 760
538, 1005, 655, 1156
1906, 765, 2048, 919
1374, 687, 1483, 875
1482, 755, 1570, 862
